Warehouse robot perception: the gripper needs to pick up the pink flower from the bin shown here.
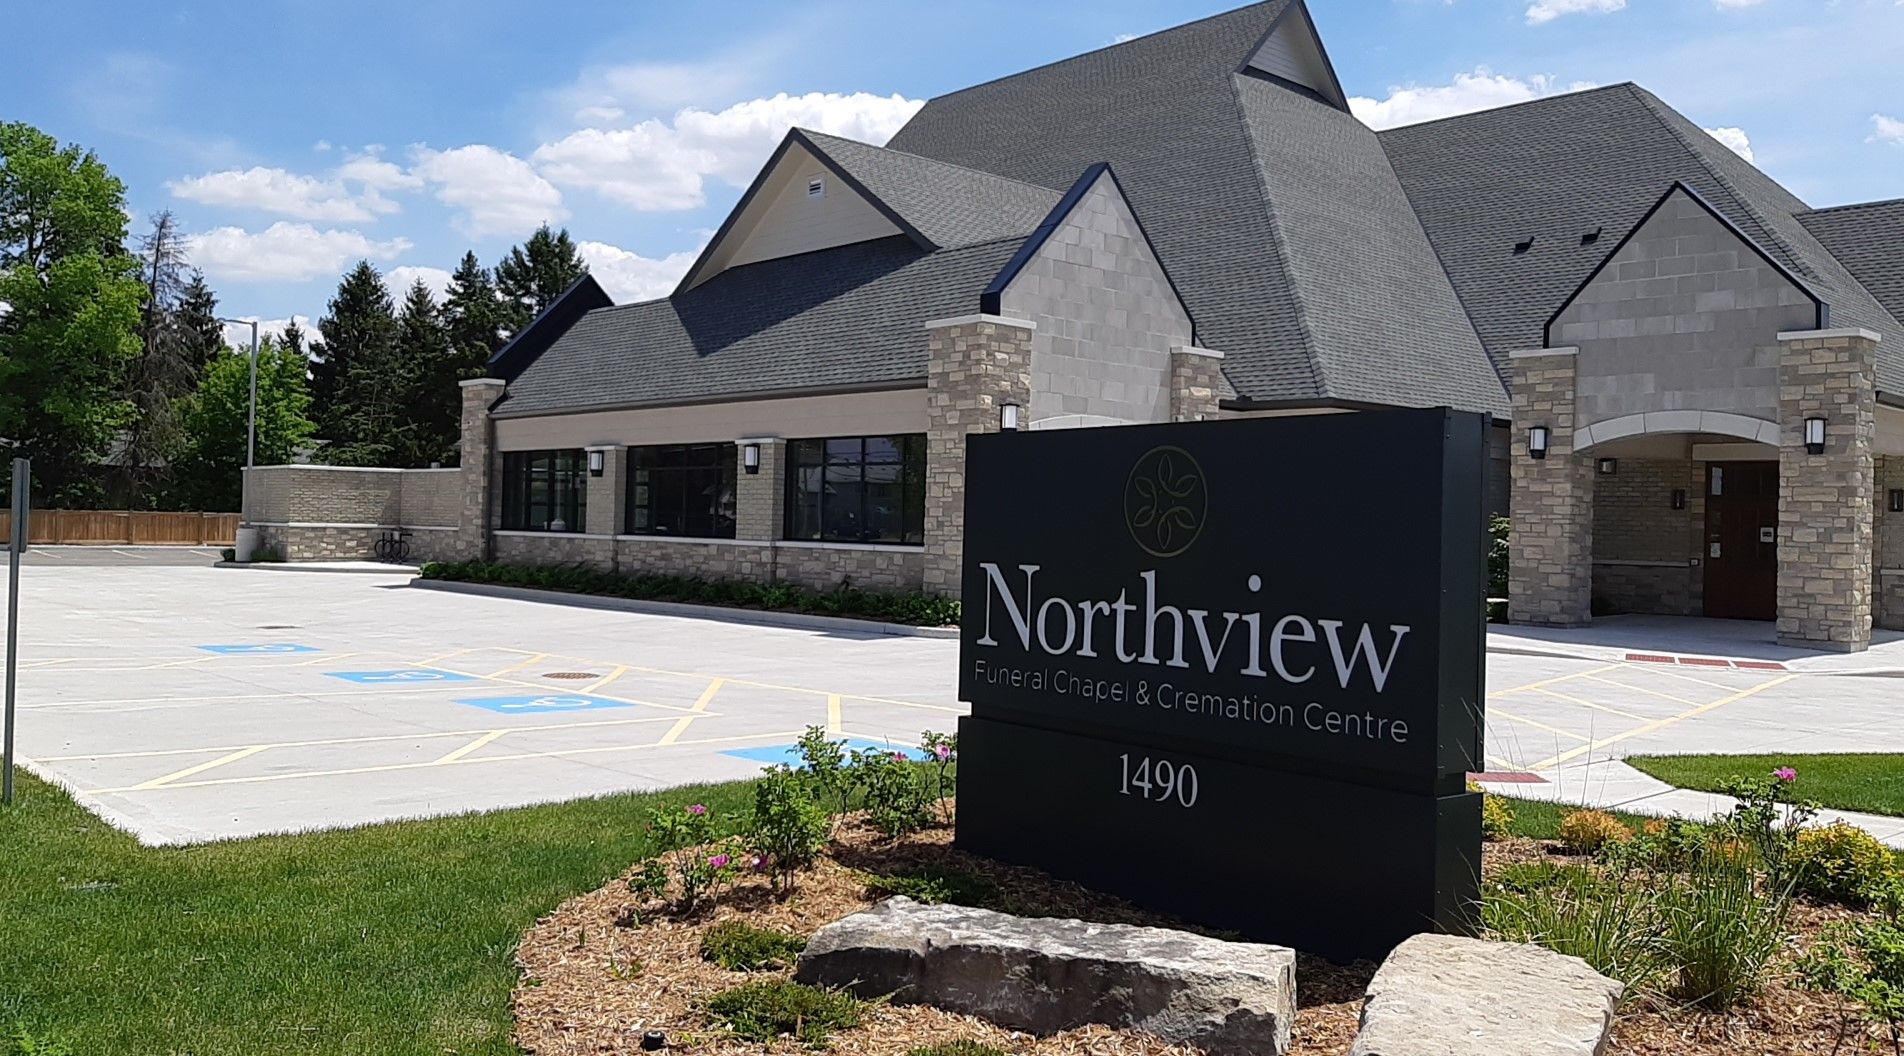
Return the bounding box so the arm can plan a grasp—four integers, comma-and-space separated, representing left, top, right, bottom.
934, 744, 952, 761
708, 854, 731, 869
752, 854, 771, 872
892, 751, 908, 762
1773, 767, 1797, 782
686, 804, 708, 816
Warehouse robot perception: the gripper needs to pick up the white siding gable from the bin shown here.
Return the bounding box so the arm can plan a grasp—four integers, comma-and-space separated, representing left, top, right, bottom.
688, 141, 902, 288
1243, 2, 1347, 110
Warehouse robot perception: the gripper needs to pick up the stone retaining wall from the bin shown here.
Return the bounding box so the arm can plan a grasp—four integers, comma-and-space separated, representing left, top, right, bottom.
489, 532, 924, 592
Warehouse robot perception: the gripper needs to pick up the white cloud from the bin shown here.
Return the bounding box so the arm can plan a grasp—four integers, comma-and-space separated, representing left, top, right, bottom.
385, 265, 454, 303
1703, 126, 1754, 162
334, 150, 423, 192
532, 91, 925, 212
552, 51, 776, 122
411, 145, 568, 239
578, 240, 704, 303
220, 315, 323, 350
167, 166, 398, 222
1349, 69, 1596, 130
1525, 0, 1624, 25
1872, 114, 1904, 145
1112, 32, 1140, 44
186, 222, 411, 283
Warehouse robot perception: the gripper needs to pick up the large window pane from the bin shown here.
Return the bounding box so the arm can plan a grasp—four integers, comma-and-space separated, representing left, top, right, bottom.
500, 449, 587, 533
781, 434, 926, 546
624, 443, 737, 539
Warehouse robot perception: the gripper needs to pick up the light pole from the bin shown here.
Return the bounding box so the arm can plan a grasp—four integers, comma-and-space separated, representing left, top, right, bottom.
217, 318, 260, 539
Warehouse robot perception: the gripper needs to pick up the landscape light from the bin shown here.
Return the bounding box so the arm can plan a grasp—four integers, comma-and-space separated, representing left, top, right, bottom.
1000, 402, 1022, 432
1804, 417, 1827, 455
743, 443, 761, 475
1527, 425, 1549, 460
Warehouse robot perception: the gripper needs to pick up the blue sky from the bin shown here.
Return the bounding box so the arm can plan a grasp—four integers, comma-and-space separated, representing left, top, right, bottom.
8, 0, 1902, 341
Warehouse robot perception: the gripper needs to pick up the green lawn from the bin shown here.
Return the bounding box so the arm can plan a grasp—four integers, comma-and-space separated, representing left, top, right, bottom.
1627, 753, 1904, 817
0, 770, 754, 1056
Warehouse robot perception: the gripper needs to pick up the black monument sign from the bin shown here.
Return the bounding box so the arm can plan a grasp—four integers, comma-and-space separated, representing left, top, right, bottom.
954, 408, 1486, 961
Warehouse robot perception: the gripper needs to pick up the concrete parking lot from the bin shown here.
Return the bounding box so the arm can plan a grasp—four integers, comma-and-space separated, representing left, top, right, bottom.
3, 554, 1899, 843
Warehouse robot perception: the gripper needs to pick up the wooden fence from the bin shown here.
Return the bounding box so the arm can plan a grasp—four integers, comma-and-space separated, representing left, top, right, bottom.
0, 511, 240, 546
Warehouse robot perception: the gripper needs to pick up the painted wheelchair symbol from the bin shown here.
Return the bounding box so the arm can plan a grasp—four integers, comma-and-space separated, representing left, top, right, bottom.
454, 694, 633, 715
198, 643, 321, 655
325, 669, 476, 684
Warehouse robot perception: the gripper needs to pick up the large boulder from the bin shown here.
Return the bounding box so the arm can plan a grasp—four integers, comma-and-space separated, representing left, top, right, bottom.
1350, 934, 1623, 1056
796, 897, 1295, 1055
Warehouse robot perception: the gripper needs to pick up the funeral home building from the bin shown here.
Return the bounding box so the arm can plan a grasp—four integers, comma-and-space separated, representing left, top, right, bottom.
242, 0, 1904, 652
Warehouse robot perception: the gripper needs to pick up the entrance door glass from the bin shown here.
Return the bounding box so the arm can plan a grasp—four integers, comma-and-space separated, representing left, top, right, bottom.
1702, 461, 1777, 621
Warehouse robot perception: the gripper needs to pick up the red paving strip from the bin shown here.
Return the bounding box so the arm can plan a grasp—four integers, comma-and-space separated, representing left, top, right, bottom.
1468, 771, 1546, 784
1622, 652, 1788, 672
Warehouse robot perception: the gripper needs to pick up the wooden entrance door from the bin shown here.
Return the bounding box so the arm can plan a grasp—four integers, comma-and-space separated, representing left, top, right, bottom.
1703, 461, 1778, 621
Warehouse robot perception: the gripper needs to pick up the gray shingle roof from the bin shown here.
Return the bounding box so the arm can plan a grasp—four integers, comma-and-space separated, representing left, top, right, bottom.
1380, 83, 1904, 393
1799, 199, 1904, 339
495, 235, 1022, 416
886, 0, 1504, 412
798, 130, 1062, 250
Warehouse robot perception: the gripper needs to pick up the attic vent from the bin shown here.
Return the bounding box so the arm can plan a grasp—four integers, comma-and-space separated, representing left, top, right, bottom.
806, 177, 825, 200
1513, 236, 1536, 256
1581, 227, 1603, 246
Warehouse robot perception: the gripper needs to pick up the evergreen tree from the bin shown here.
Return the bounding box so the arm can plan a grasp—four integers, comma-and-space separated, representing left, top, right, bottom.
393, 278, 456, 466
120, 209, 197, 505
494, 224, 587, 336
443, 250, 503, 378
175, 269, 224, 368
280, 319, 307, 359
309, 260, 399, 463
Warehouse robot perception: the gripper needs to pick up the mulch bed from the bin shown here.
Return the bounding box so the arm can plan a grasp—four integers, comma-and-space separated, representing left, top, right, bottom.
513, 815, 1883, 1055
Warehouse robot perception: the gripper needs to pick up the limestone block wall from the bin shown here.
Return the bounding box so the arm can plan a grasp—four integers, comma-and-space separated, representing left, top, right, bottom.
1507, 349, 1593, 626
1168, 347, 1224, 422
399, 469, 462, 527
486, 533, 923, 593
774, 543, 923, 593
1591, 457, 1700, 616
244, 466, 402, 525
736, 439, 785, 542
924, 316, 1032, 598
1776, 330, 1877, 651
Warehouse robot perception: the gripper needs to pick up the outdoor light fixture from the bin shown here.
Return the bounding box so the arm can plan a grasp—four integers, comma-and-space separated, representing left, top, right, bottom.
1892, 489, 1904, 514
1000, 401, 1022, 432
1804, 416, 1827, 455
587, 449, 605, 477
1527, 425, 1550, 460
1671, 489, 1687, 511
1598, 458, 1618, 475
743, 443, 761, 475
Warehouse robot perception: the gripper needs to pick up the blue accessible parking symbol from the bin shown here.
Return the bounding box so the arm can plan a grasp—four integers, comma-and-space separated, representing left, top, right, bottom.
724, 739, 930, 767
454, 694, 633, 715
326, 670, 476, 685
197, 643, 320, 655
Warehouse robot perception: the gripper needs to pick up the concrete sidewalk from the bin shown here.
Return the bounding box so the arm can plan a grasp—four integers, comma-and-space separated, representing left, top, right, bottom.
1489, 613, 1904, 675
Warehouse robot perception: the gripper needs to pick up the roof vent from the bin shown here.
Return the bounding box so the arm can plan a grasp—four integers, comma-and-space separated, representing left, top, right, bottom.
806, 177, 825, 200
1513, 236, 1536, 255
1581, 227, 1603, 246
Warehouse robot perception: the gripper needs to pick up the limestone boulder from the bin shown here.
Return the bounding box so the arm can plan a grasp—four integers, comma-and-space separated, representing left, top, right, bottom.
795, 897, 1295, 1055
1350, 933, 1623, 1056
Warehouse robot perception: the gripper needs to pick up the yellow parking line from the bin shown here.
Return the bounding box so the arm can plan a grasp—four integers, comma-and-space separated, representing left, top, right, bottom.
658, 678, 725, 746
293, 652, 352, 666
413, 661, 696, 713
1526, 673, 1798, 772
1489, 708, 1590, 742
583, 665, 629, 694
131, 745, 272, 790
432, 730, 508, 765
1581, 673, 1701, 708
827, 693, 844, 734
486, 652, 549, 678
82, 729, 806, 795
412, 647, 476, 667
20, 658, 76, 669
1488, 662, 1623, 698
1532, 687, 1647, 721
40, 713, 685, 762
153, 656, 222, 669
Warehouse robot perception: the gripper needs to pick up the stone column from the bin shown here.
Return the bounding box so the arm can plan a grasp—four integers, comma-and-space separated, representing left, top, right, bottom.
1168, 346, 1225, 422
923, 314, 1034, 599
1776, 328, 1879, 651
1877, 454, 1903, 632
1507, 348, 1593, 627
583, 446, 624, 540
455, 378, 505, 562
735, 437, 785, 542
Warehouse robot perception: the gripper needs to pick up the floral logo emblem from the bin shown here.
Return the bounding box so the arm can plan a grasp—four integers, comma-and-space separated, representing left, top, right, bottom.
1124, 445, 1208, 558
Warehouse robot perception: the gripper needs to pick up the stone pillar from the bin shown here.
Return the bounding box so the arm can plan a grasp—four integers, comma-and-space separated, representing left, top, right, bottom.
1776, 328, 1879, 651
456, 378, 505, 562
1879, 455, 1902, 632
923, 314, 1034, 598
1507, 348, 1593, 627
736, 437, 785, 542
1168, 346, 1225, 422
584, 446, 624, 540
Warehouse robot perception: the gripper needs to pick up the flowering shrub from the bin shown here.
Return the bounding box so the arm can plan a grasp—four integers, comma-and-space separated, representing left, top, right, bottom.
795, 725, 853, 828
1715, 766, 1818, 887
850, 747, 934, 838
922, 730, 957, 824
1558, 809, 1631, 855
643, 802, 742, 912
1791, 822, 1898, 907
747, 765, 830, 894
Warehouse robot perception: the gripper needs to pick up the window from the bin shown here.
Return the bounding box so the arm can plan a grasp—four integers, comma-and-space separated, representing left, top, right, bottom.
499, 450, 587, 532
785, 435, 926, 545
626, 443, 737, 538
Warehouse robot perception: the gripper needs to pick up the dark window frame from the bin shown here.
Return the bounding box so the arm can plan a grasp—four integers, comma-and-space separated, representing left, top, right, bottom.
624, 442, 738, 539
783, 434, 927, 546
499, 449, 587, 533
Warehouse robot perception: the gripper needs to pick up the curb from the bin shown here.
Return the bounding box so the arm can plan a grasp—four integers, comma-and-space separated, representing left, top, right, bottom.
407, 578, 961, 639
214, 561, 421, 575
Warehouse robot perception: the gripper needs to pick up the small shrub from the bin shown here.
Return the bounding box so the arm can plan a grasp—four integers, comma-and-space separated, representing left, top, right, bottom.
850, 747, 934, 838
1799, 917, 1904, 1050
748, 766, 830, 893
646, 803, 742, 912
1483, 861, 1660, 988
795, 726, 853, 824
1492, 860, 1597, 896
1792, 822, 1898, 907
1468, 781, 1513, 841
907, 1043, 1011, 1056
703, 980, 861, 1046
922, 730, 957, 824
1486, 515, 1510, 600
1657, 846, 1792, 1009
700, 921, 807, 972
1607, 817, 1709, 872
1558, 809, 1631, 855
1713, 768, 1817, 888
864, 866, 999, 907
219, 547, 236, 562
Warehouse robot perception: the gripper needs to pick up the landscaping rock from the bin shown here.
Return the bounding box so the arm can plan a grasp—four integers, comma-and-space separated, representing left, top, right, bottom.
1350, 933, 1622, 1056
795, 897, 1295, 1055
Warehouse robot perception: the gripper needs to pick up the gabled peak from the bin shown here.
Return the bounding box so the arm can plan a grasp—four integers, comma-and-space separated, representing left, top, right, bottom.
1241, 0, 1348, 112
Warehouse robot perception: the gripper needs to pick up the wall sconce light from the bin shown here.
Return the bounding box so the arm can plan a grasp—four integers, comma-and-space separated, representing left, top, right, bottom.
1671, 488, 1687, 511
1597, 458, 1618, 475
743, 443, 761, 475
1527, 425, 1550, 460
1000, 402, 1022, 432
1804, 416, 1827, 455
587, 449, 606, 477
1891, 488, 1904, 514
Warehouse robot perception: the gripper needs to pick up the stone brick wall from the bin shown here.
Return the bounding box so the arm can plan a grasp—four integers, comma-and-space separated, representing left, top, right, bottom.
399, 470, 461, 527
1777, 329, 1878, 651
1874, 454, 1902, 630
254, 524, 384, 561
1508, 349, 1593, 626
1591, 457, 1700, 616
486, 532, 923, 593
924, 316, 1032, 597
244, 466, 402, 524
996, 171, 1193, 427
493, 532, 617, 572
584, 447, 625, 539
736, 439, 785, 542
1551, 187, 1816, 431
1169, 347, 1224, 422
775, 543, 923, 593
458, 379, 505, 562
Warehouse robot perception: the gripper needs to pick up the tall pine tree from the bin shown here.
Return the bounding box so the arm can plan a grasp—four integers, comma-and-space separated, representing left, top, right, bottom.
280, 319, 307, 359
175, 270, 225, 368
393, 278, 456, 466
120, 210, 198, 505
310, 260, 400, 464
494, 224, 587, 337
443, 251, 503, 380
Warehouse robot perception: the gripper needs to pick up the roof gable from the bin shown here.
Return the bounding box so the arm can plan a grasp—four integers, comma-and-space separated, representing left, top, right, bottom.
1799, 199, 1904, 330
1242, 0, 1347, 111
